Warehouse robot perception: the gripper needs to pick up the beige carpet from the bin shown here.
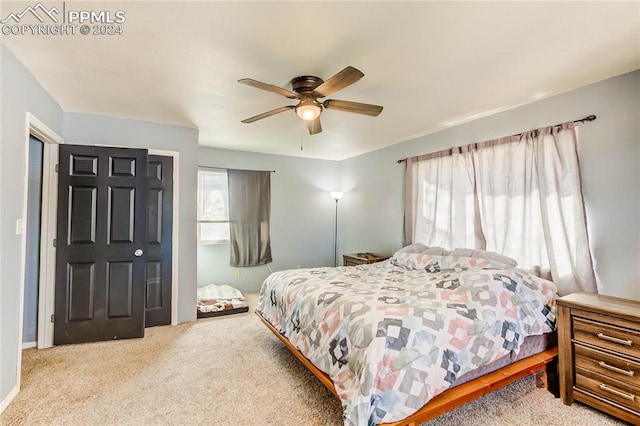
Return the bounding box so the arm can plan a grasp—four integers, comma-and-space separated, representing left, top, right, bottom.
1, 294, 625, 426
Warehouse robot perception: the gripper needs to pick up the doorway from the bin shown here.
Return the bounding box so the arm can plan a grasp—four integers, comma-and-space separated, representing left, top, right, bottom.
19, 128, 180, 352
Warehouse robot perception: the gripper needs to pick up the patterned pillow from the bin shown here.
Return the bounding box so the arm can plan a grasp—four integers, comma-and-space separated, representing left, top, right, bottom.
442, 256, 515, 271
390, 252, 437, 269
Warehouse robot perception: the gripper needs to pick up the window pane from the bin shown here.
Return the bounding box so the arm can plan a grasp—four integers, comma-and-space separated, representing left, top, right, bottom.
197, 169, 229, 221
198, 222, 230, 243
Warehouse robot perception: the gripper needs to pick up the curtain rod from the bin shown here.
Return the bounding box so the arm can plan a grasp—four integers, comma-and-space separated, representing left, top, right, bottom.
396, 114, 596, 164
198, 165, 276, 173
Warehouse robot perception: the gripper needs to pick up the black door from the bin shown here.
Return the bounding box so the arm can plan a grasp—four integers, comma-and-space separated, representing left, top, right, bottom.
145, 155, 173, 327
54, 145, 148, 345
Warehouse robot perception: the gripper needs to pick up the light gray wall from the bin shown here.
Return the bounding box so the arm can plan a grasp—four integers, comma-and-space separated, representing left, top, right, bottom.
197, 147, 340, 294
1, 44, 64, 408
63, 112, 199, 323
340, 70, 640, 301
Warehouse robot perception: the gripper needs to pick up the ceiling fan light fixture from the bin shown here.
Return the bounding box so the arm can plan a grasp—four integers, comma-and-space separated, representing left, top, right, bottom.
295, 100, 322, 121
239, 66, 382, 135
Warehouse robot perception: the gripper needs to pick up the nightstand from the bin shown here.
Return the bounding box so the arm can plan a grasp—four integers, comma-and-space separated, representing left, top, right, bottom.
557, 292, 640, 424
343, 253, 389, 266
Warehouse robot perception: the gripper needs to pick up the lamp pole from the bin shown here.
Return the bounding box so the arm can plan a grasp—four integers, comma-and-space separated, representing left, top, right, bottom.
330, 192, 344, 266
334, 198, 339, 266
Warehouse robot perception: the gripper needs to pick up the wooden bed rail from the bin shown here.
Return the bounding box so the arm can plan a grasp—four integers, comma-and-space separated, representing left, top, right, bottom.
257, 310, 338, 396
256, 310, 559, 426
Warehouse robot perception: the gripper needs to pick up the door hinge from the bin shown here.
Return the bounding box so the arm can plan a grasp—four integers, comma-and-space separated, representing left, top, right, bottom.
50, 314, 55, 323
54, 164, 59, 173
53, 238, 57, 247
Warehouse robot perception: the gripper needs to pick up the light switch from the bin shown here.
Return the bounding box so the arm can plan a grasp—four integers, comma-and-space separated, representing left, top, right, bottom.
15, 218, 25, 235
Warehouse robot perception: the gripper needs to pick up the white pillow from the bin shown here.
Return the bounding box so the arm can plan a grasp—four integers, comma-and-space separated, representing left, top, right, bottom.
422, 246, 448, 255
394, 243, 447, 256
451, 248, 518, 267
395, 243, 428, 254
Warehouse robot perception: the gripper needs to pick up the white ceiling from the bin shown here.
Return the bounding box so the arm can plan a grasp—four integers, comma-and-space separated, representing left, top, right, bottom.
2, 1, 639, 161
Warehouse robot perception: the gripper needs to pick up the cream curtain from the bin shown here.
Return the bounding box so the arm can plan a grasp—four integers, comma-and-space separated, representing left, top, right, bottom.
404, 122, 597, 295
404, 146, 483, 250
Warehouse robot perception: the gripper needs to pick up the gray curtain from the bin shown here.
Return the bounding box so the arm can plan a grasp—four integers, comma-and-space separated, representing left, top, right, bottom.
227, 169, 272, 266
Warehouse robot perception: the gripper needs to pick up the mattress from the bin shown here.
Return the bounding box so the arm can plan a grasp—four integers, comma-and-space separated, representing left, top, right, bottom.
450, 332, 556, 388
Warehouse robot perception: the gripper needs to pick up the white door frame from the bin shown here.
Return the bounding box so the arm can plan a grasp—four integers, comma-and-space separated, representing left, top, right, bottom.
17, 112, 63, 364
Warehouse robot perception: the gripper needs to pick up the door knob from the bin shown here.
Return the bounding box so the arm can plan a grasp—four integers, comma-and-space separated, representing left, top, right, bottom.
134, 249, 144, 257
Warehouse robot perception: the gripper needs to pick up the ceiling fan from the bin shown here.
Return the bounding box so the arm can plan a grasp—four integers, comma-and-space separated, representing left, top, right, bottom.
238, 66, 383, 135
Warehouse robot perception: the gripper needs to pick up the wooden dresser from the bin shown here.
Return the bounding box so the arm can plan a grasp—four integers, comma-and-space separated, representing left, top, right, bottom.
343, 253, 389, 266
557, 292, 640, 424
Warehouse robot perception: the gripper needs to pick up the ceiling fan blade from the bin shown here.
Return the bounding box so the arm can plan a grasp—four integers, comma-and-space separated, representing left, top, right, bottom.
241, 105, 295, 123
307, 117, 322, 135
323, 99, 383, 117
313, 66, 364, 98
238, 78, 298, 99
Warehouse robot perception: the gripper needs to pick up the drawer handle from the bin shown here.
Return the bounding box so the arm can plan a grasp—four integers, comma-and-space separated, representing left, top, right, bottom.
597, 332, 633, 346
599, 361, 635, 377
599, 383, 636, 401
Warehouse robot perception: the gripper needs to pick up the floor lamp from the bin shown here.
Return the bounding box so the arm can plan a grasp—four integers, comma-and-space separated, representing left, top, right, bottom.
330, 191, 344, 266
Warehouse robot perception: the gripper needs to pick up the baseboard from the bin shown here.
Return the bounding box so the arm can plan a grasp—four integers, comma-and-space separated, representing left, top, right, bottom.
22, 341, 36, 349
0, 385, 19, 414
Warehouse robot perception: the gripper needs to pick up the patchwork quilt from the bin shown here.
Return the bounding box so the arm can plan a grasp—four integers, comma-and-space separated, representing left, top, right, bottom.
257, 254, 557, 426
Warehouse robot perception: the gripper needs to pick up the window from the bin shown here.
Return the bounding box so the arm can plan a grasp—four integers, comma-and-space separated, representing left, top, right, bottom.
197, 169, 230, 243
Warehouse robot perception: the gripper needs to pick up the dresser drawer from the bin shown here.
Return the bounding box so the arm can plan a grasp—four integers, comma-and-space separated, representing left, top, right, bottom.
576, 372, 640, 413
558, 293, 640, 424
575, 343, 640, 389
573, 317, 640, 360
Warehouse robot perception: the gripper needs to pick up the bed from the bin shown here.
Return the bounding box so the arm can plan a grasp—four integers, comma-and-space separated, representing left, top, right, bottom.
256, 246, 559, 425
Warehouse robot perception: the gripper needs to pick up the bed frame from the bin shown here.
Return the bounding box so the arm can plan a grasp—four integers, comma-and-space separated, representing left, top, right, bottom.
256, 311, 559, 426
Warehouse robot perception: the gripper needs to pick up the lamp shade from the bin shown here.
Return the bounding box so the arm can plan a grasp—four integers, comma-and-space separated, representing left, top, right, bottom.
330, 191, 344, 201
296, 99, 322, 121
